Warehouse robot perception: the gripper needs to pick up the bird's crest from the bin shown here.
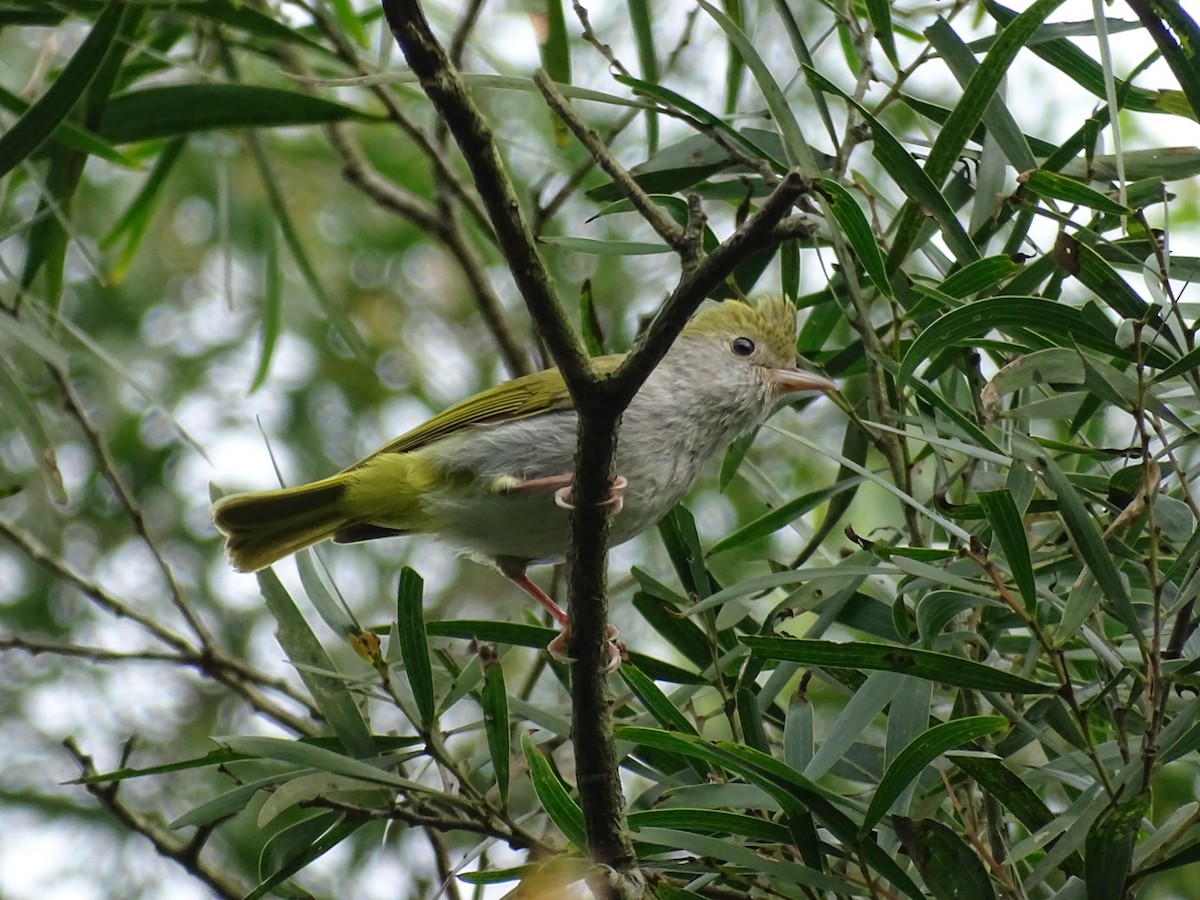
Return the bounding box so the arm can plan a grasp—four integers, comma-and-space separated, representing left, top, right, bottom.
685, 297, 798, 365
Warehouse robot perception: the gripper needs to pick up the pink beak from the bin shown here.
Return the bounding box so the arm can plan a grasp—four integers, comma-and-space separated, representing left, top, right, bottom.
766, 366, 837, 395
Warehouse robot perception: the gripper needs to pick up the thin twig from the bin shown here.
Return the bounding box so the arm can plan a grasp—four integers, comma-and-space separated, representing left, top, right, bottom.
54, 371, 213, 645
381, 0, 593, 394
329, 123, 532, 376
63, 738, 247, 900
534, 71, 685, 251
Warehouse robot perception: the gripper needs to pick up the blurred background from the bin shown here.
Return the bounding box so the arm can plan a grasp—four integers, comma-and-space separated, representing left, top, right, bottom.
1, 0, 1199, 898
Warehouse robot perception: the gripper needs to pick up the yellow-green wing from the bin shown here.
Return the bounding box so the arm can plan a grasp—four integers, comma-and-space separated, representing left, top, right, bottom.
351, 353, 626, 464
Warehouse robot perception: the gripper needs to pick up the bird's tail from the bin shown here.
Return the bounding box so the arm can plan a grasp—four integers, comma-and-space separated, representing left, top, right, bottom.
211, 474, 354, 572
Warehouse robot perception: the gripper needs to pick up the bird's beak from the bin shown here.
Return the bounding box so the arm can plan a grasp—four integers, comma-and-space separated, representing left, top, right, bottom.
765, 366, 837, 395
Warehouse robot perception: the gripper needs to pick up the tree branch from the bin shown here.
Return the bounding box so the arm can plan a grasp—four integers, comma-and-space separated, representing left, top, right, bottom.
378, 5, 812, 896
533, 70, 686, 252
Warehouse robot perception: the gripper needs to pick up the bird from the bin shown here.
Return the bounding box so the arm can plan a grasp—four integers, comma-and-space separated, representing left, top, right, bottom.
211, 297, 835, 669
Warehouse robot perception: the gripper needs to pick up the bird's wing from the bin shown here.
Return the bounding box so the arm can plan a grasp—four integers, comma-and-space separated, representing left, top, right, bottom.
349, 353, 625, 465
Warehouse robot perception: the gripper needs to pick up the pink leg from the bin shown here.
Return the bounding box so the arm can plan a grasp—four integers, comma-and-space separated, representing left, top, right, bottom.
498, 473, 574, 494
554, 475, 628, 515
498, 558, 623, 672
498, 560, 568, 626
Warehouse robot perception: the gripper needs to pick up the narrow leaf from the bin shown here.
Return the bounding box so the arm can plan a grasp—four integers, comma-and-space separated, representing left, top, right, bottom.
1035, 453, 1141, 641
0, 0, 124, 180
257, 570, 376, 758
521, 732, 586, 848
820, 179, 892, 297
1021, 169, 1130, 214
744, 637, 1055, 693
978, 490, 1037, 612
1084, 792, 1150, 900
481, 653, 511, 805
862, 716, 1008, 835
97, 84, 378, 144
893, 817, 997, 900
396, 568, 436, 729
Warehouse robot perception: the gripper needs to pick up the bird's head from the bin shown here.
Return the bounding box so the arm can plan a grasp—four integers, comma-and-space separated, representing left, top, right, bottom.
680, 297, 836, 400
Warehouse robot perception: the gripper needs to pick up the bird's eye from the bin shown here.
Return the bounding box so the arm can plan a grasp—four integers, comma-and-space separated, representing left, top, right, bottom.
731, 337, 756, 357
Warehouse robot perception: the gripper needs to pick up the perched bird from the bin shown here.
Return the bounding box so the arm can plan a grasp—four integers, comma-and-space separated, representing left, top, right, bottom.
212, 297, 835, 668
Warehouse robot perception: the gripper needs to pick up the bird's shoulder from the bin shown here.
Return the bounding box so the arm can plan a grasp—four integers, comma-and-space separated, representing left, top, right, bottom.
351, 353, 625, 463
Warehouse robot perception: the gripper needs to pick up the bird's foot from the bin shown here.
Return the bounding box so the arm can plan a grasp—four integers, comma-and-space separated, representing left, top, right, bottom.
554, 475, 628, 515
547, 624, 624, 673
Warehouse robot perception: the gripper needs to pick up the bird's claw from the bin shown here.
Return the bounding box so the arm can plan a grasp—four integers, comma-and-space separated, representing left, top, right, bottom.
554, 476, 628, 515
546, 624, 623, 673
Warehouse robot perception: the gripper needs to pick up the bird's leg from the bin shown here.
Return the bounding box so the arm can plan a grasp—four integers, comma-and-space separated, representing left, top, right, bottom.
497, 558, 568, 626
492, 473, 574, 497
497, 557, 622, 673
553, 475, 628, 515
493, 472, 628, 516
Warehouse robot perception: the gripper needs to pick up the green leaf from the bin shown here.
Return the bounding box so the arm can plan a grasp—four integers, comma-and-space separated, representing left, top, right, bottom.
293, 547, 356, 636
916, 591, 993, 647
218, 736, 436, 794
249, 222, 282, 392
1060, 146, 1200, 182
889, 0, 1066, 266
743, 637, 1055, 693
619, 727, 925, 900
631, 591, 713, 674
579, 279, 604, 356
805, 671, 903, 779
257, 570, 376, 758
1032, 451, 1141, 643
481, 653, 511, 805
633, 827, 853, 894
396, 568, 436, 729
1053, 232, 1154, 321
245, 128, 367, 359
101, 137, 185, 281
866, 0, 899, 67
0, 83, 136, 168
628, 808, 790, 843
938, 255, 1023, 299
618, 664, 698, 736
249, 812, 363, 900
697, 0, 819, 175
539, 235, 668, 255
925, 17, 1037, 172
0, 0, 125, 180
893, 817, 997, 900
1021, 169, 1130, 214
1085, 792, 1150, 900
658, 506, 714, 599
1125, 0, 1200, 123
717, 428, 757, 492
708, 478, 861, 555
897, 296, 1118, 389
978, 490, 1037, 613
806, 68, 980, 266
983, 348, 1087, 410
521, 732, 586, 848
97, 84, 379, 144
625, 0, 658, 152
538, 0, 571, 84
327, 0, 369, 48
820, 179, 892, 297
861, 716, 1008, 835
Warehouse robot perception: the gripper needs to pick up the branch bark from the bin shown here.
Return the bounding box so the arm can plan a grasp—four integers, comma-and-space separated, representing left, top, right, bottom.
379, 3, 810, 896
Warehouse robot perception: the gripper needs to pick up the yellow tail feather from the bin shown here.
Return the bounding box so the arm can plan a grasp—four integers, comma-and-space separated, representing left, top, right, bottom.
211, 474, 353, 572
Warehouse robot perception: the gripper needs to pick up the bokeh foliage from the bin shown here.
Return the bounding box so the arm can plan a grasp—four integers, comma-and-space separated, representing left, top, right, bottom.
2, 0, 1200, 898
